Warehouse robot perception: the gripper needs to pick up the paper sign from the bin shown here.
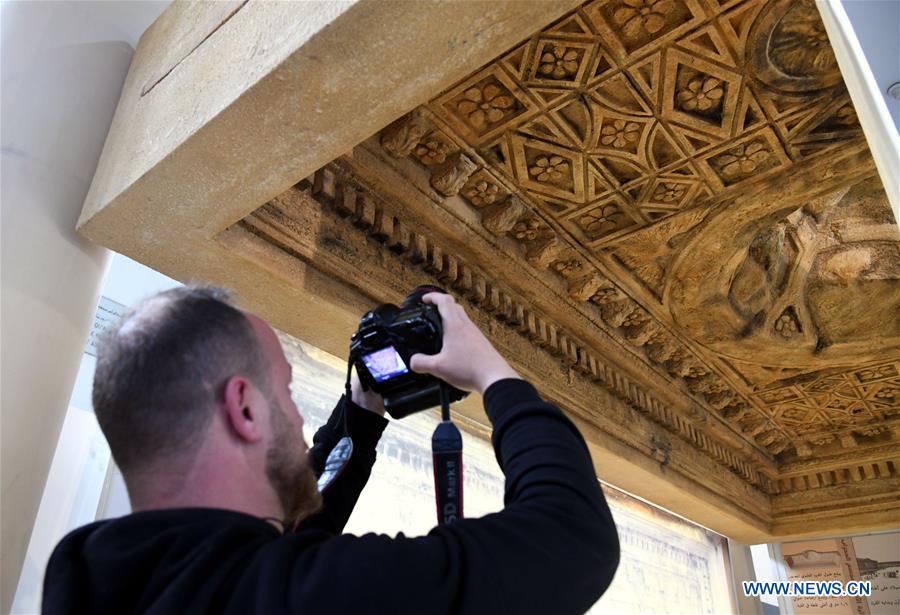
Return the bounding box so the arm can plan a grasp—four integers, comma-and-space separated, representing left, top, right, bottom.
85, 296, 127, 357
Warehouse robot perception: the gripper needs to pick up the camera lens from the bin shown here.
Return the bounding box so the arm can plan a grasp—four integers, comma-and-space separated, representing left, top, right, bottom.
402, 285, 446, 308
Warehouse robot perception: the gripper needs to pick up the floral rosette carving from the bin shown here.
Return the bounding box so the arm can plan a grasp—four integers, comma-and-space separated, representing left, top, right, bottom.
463, 177, 504, 207
512, 218, 543, 241
677, 77, 724, 113
600, 120, 641, 150
456, 82, 516, 131
713, 141, 771, 181
414, 137, 453, 166
578, 203, 628, 238
774, 311, 800, 339
652, 182, 686, 204
612, 0, 675, 37
538, 45, 581, 80
528, 155, 569, 183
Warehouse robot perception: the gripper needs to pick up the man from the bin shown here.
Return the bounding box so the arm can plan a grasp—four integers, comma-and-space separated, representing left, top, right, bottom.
43, 285, 620, 614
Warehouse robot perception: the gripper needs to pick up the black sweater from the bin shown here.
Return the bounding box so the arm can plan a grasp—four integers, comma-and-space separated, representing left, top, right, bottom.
42, 379, 620, 614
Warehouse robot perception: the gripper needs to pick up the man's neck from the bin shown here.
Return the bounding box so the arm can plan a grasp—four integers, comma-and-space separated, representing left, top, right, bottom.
127, 443, 283, 527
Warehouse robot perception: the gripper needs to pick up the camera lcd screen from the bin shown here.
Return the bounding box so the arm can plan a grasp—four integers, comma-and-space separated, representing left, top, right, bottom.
362, 346, 410, 382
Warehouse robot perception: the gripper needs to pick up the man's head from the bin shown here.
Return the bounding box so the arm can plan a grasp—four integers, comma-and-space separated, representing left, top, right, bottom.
93, 285, 322, 525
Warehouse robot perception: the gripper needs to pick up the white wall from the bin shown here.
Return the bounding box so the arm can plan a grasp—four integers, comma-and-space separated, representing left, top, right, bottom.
841, 0, 900, 133
10, 255, 179, 614
819, 0, 900, 218
0, 2, 169, 611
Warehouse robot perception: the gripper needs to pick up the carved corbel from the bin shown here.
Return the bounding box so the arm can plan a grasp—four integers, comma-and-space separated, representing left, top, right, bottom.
552, 258, 584, 277
738, 415, 768, 437
810, 433, 834, 447
525, 234, 565, 269
768, 438, 790, 455
795, 441, 813, 457
430, 152, 477, 197
567, 274, 605, 302
685, 373, 717, 395
645, 335, 677, 363
380, 109, 432, 158
669, 357, 705, 379
621, 307, 651, 329
755, 428, 779, 447
706, 390, 736, 411
623, 319, 659, 347
663, 352, 688, 379
721, 403, 747, 422
840, 432, 858, 448
511, 217, 544, 241
481, 195, 527, 235
858, 424, 888, 437
600, 299, 634, 328
461, 172, 507, 208
590, 285, 624, 305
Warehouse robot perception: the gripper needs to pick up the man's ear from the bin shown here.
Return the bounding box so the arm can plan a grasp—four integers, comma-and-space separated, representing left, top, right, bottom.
222, 375, 263, 443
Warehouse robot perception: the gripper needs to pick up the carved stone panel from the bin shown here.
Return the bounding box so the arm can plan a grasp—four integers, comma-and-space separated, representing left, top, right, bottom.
668, 178, 899, 371
355, 0, 897, 462
426, 0, 863, 247
228, 0, 898, 538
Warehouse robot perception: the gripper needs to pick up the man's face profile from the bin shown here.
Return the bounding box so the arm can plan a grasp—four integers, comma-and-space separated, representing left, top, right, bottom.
248, 313, 323, 526
265, 392, 322, 526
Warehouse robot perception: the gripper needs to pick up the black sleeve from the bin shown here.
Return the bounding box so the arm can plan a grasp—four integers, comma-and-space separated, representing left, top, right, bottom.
291, 379, 621, 615
295, 395, 388, 535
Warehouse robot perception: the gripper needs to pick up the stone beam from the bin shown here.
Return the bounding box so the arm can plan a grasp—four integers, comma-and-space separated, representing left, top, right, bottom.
770, 476, 900, 539
76, 0, 583, 369
78, 0, 583, 238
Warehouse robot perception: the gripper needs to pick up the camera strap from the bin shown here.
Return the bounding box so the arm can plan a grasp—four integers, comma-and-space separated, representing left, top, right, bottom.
317, 361, 355, 494
431, 382, 463, 525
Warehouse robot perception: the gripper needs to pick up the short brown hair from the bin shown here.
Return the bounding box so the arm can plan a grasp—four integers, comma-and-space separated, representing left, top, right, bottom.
92, 285, 269, 473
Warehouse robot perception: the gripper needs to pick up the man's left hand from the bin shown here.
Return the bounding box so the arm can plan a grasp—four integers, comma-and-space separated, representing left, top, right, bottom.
350, 368, 386, 417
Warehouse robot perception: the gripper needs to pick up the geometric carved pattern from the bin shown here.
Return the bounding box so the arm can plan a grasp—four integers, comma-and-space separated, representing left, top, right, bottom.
371, 0, 896, 471
667, 175, 898, 358
427, 0, 859, 246
757, 362, 900, 438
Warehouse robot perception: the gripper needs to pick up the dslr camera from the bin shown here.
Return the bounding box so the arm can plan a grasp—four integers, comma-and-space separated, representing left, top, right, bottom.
350, 285, 468, 419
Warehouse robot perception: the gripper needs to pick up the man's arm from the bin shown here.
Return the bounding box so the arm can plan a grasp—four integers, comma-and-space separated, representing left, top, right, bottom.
288, 377, 619, 614
296, 373, 388, 535
285, 293, 620, 614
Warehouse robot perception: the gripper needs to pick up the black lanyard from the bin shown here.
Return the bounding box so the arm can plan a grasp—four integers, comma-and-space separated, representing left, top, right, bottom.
432, 382, 463, 525
324, 361, 464, 525
316, 362, 355, 494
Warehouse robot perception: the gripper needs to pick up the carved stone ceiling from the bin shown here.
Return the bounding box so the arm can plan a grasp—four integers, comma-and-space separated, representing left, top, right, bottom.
231, 0, 898, 534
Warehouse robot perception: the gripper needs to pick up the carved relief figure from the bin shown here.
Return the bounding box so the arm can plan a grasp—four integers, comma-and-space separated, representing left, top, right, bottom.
670, 177, 899, 385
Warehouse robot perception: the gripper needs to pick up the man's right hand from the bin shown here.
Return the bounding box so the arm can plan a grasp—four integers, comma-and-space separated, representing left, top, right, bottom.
408, 292, 521, 396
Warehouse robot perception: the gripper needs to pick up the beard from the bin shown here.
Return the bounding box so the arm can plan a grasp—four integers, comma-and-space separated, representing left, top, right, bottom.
265, 395, 323, 527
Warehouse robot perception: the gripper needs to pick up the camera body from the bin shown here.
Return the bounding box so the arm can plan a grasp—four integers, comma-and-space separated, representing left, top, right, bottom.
350, 285, 468, 419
